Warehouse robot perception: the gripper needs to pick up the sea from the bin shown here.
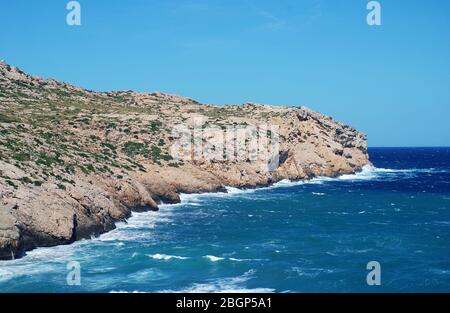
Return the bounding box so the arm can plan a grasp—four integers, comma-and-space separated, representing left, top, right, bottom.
0, 147, 449, 292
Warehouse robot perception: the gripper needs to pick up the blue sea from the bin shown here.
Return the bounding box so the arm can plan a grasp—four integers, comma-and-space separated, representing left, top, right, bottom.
1, 147, 449, 292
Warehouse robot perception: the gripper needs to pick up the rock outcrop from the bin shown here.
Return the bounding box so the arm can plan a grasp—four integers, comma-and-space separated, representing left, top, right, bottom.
0, 61, 370, 259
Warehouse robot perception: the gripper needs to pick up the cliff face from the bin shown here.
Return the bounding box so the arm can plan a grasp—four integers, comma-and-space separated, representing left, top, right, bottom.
0, 61, 369, 260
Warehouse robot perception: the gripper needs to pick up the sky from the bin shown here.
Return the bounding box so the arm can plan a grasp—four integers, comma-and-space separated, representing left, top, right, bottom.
0, 0, 449, 147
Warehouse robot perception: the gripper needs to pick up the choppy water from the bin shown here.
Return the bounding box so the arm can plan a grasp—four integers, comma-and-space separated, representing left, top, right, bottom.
1, 147, 449, 292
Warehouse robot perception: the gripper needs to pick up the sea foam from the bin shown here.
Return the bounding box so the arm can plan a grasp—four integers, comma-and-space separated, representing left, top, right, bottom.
204, 255, 225, 262
148, 254, 190, 261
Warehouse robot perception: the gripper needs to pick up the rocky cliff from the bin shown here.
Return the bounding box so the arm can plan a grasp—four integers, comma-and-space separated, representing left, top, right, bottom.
0, 61, 369, 260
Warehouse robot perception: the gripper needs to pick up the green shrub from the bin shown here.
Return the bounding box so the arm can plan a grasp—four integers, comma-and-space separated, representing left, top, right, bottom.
102, 142, 117, 151
36, 152, 64, 167
19, 176, 32, 184
150, 145, 161, 159
149, 120, 162, 132
0, 113, 18, 123
6, 180, 17, 188
122, 141, 149, 157
13, 152, 30, 162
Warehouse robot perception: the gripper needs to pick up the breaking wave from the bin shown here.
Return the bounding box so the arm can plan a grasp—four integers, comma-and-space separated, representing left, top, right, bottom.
203, 255, 225, 262
148, 254, 190, 261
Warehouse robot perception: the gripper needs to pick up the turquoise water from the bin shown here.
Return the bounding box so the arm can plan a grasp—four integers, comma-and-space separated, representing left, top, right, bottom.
1, 148, 449, 292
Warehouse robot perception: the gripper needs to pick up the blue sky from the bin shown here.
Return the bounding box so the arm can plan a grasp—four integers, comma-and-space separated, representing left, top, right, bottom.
0, 0, 449, 147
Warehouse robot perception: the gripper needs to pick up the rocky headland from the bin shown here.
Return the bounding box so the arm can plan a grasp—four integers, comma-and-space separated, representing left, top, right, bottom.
0, 61, 369, 260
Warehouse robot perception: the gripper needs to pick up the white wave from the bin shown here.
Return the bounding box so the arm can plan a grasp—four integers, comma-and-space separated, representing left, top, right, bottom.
270, 179, 302, 188
225, 186, 254, 194
148, 253, 189, 261
269, 177, 326, 188
204, 255, 225, 262
337, 165, 378, 180
229, 258, 247, 262
291, 266, 335, 278
87, 267, 117, 274
177, 193, 204, 204
0, 260, 64, 283
126, 268, 169, 283
373, 168, 405, 173
159, 269, 274, 293
98, 208, 174, 242
2, 236, 98, 266
0, 269, 14, 283
375, 167, 446, 174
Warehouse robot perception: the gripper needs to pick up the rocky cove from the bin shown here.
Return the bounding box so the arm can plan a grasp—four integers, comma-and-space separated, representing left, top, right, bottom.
0, 61, 369, 260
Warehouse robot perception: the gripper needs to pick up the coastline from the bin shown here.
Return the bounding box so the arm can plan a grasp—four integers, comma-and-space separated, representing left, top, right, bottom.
2, 163, 374, 262
0, 61, 370, 260
0, 163, 375, 262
